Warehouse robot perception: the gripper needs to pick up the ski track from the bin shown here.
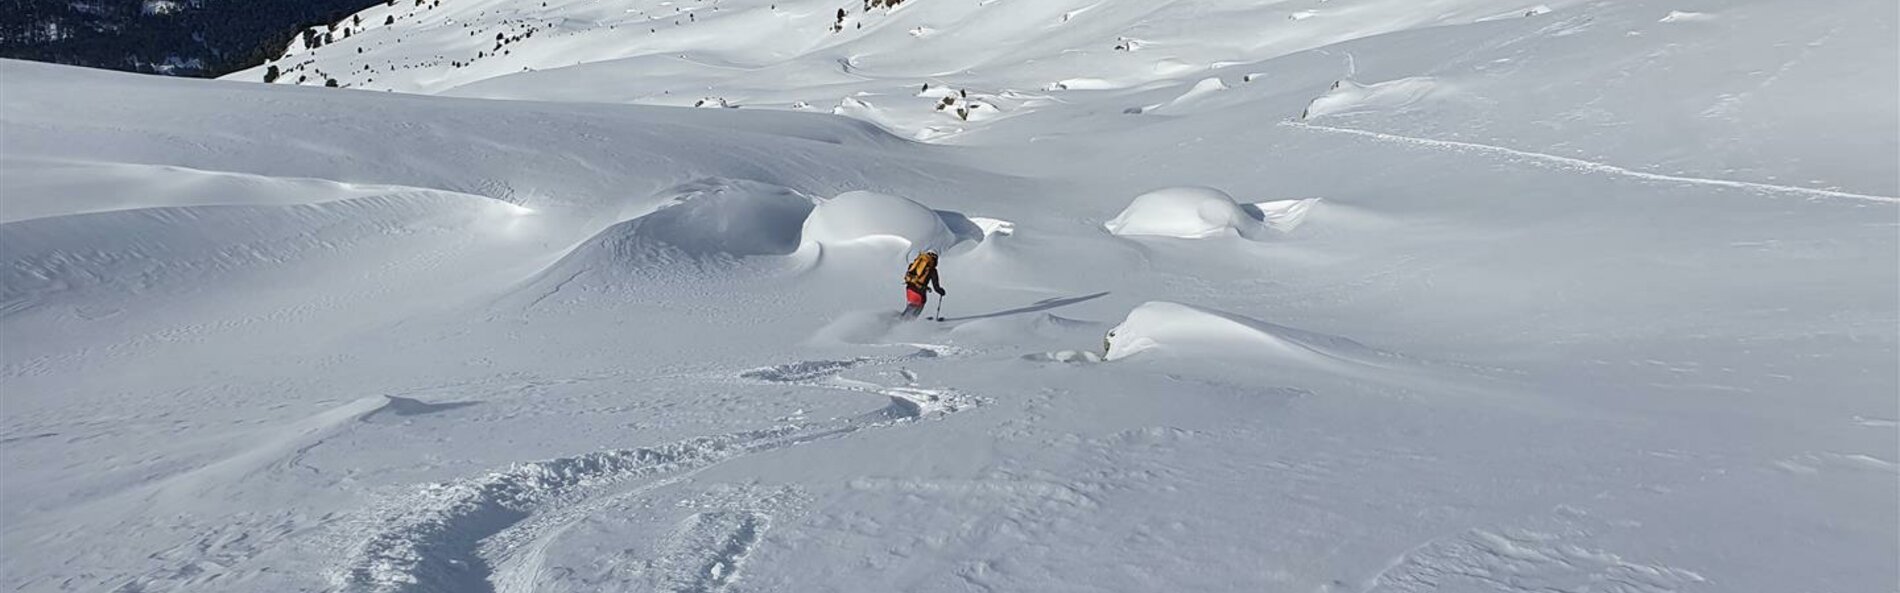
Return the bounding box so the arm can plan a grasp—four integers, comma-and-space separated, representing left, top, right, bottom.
649, 510, 768, 593
1282, 121, 1900, 204
337, 344, 984, 593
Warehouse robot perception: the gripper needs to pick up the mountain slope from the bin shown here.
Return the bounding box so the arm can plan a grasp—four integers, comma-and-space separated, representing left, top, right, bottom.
226, 0, 1896, 197
0, 0, 389, 76
3, 0, 1896, 591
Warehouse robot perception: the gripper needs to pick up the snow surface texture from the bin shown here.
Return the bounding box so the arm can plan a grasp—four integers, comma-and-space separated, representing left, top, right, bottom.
3, 0, 1897, 591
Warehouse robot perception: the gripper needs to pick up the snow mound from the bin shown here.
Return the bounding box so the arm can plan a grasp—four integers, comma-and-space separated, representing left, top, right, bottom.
1135, 77, 1229, 114
609, 179, 813, 258
1174, 77, 1229, 102
542, 179, 814, 275
1301, 77, 1448, 119
1105, 186, 1255, 239
1659, 10, 1716, 23
1103, 301, 1376, 366
800, 190, 961, 253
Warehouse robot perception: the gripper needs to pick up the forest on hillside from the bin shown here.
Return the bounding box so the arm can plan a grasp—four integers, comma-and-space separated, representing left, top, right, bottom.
0, 0, 384, 76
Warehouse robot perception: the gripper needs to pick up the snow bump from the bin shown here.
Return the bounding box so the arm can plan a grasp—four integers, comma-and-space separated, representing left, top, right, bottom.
1301, 77, 1449, 119
1103, 301, 1378, 366
1104, 186, 1256, 239
523, 178, 814, 286
799, 190, 962, 253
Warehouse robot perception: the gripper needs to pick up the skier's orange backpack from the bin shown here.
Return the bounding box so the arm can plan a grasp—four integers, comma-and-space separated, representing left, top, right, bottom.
904, 252, 937, 289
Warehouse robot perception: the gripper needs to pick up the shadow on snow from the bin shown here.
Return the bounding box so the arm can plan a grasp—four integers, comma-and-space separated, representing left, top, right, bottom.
942, 291, 1109, 322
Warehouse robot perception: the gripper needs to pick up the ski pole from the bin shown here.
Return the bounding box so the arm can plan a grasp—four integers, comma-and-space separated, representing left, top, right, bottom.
933, 295, 945, 321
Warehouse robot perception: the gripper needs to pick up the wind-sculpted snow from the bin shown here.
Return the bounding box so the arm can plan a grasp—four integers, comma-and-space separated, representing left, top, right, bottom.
1105, 186, 1312, 240
1130, 76, 1231, 115
1105, 186, 1253, 239
608, 180, 816, 259
1103, 301, 1385, 366
1246, 198, 1322, 233
1301, 77, 1452, 120
0, 60, 1001, 232
799, 190, 972, 254
526, 178, 816, 283
0, 159, 457, 224
0, 192, 527, 317
5, 0, 1897, 590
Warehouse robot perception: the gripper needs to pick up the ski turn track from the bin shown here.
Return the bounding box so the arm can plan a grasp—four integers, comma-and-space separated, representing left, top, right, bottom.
335, 345, 983, 593
1282, 121, 1900, 204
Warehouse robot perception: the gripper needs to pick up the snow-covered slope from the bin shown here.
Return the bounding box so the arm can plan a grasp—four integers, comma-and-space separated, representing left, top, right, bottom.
6, 0, 1897, 591
225, 0, 1896, 198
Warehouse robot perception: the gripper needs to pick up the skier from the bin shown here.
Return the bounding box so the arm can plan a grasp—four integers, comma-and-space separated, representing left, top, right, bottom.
901, 250, 946, 319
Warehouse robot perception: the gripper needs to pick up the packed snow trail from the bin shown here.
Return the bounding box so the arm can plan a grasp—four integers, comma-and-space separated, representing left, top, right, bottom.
1282, 121, 1900, 204
339, 345, 984, 593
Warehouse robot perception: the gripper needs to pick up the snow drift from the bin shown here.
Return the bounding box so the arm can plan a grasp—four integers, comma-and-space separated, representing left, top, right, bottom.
1106, 187, 1322, 239
1246, 198, 1321, 233
1301, 77, 1450, 119
1104, 186, 1259, 239
799, 190, 968, 253
509, 179, 818, 300
545, 179, 815, 272
1103, 301, 1379, 367
1150, 77, 1230, 113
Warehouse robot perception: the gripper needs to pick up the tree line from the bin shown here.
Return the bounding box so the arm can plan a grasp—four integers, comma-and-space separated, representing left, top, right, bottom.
0, 0, 392, 77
